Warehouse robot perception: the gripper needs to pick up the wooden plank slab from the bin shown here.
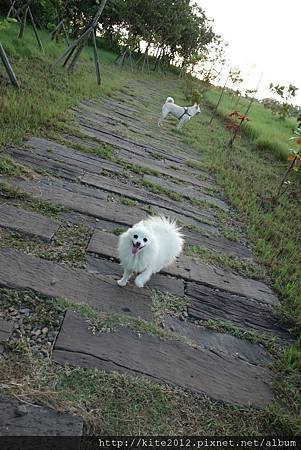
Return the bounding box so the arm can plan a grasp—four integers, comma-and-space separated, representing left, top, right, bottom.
0, 248, 153, 321
0, 176, 146, 226
88, 224, 251, 261
163, 316, 270, 365
78, 109, 185, 163
80, 126, 209, 188
64, 130, 213, 187
53, 311, 273, 409
185, 228, 252, 259
5, 147, 84, 182
1, 177, 214, 231
78, 110, 188, 164
78, 124, 210, 188
86, 256, 185, 298
163, 256, 278, 305
80, 172, 216, 223
0, 397, 83, 437
186, 283, 288, 338
144, 174, 229, 211
87, 230, 276, 305
17, 136, 118, 175
0, 204, 59, 242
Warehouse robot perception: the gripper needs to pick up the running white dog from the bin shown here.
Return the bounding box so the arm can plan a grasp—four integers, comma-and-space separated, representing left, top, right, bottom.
158, 97, 201, 130
117, 216, 184, 288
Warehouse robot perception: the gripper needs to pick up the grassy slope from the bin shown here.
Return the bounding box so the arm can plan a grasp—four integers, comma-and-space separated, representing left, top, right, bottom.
204, 88, 298, 159
176, 92, 301, 433
0, 20, 133, 148
0, 21, 300, 434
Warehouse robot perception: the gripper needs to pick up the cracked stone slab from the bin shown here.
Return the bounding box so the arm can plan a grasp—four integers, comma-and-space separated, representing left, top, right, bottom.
163, 256, 278, 305
53, 311, 273, 409
163, 316, 270, 366
0, 204, 59, 242
186, 283, 289, 338
0, 397, 83, 437
0, 248, 153, 321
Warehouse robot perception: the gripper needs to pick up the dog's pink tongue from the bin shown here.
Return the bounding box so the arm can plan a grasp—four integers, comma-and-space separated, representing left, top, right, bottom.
132, 246, 139, 256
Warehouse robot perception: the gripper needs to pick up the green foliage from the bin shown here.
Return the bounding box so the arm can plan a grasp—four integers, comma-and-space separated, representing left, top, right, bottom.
0, 0, 218, 68
204, 87, 298, 159
269, 83, 299, 120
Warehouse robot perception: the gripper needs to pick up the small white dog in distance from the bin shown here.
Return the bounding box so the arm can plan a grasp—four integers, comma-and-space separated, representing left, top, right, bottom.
117, 216, 184, 288
158, 97, 201, 130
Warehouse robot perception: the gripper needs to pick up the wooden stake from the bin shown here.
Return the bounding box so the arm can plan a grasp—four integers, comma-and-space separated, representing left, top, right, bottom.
92, 29, 101, 85
208, 72, 230, 125
7, 0, 21, 22
27, 6, 43, 50
67, 36, 89, 73
62, 21, 70, 46
51, 19, 70, 46
51, 0, 107, 83
18, 6, 28, 39
50, 18, 65, 40
0, 43, 20, 88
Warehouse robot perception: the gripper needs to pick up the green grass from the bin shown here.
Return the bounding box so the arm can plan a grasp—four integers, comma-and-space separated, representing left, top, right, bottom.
151, 291, 189, 322
0, 155, 32, 177
0, 20, 131, 149
1, 20, 301, 435
44, 130, 117, 161
143, 178, 183, 202
204, 88, 298, 160
0, 355, 268, 435
185, 245, 266, 280
120, 197, 137, 207
0, 291, 269, 436
111, 227, 125, 236
172, 85, 301, 433
0, 223, 92, 268
0, 181, 66, 216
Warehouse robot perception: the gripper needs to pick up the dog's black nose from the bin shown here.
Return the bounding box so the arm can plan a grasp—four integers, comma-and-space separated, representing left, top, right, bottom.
135, 241, 141, 247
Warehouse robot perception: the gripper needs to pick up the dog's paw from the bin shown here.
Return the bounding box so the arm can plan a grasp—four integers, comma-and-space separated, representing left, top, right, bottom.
117, 279, 127, 287
134, 277, 145, 288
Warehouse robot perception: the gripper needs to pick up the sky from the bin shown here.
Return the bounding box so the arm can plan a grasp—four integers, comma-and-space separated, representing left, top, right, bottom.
197, 0, 301, 106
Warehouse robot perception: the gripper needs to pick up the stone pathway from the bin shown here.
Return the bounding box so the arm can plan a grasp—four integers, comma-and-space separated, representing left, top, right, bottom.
0, 78, 291, 428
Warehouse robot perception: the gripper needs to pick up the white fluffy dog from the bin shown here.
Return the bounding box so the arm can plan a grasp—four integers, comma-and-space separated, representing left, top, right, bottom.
117, 216, 184, 288
158, 97, 201, 130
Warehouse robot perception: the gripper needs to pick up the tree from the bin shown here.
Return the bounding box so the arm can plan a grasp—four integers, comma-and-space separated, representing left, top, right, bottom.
269, 83, 299, 119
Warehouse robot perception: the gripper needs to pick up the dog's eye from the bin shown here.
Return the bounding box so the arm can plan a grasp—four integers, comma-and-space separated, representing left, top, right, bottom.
143, 238, 148, 242
133, 234, 138, 239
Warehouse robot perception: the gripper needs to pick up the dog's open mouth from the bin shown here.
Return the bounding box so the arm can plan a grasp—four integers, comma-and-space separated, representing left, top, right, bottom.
132, 242, 145, 256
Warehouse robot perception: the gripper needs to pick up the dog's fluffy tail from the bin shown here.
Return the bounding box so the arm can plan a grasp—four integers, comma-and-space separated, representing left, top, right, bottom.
165, 97, 174, 103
